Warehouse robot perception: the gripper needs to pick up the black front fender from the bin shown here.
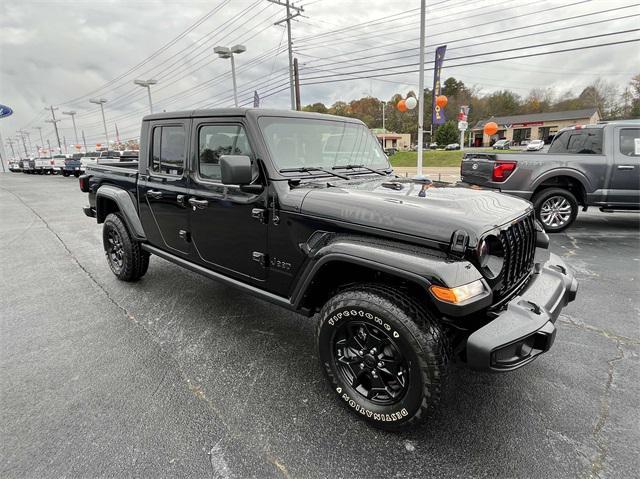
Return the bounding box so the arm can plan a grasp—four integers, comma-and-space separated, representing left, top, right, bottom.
291, 235, 486, 314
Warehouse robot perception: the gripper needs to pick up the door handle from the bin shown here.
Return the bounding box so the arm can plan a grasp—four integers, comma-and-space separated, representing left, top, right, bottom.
188, 198, 209, 209
617, 165, 635, 170
147, 190, 163, 199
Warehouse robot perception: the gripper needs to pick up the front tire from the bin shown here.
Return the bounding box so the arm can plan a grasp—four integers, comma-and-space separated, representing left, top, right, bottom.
102, 213, 149, 281
533, 187, 578, 232
317, 285, 447, 431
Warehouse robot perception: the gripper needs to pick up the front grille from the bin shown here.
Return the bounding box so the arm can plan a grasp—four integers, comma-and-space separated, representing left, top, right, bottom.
495, 213, 536, 299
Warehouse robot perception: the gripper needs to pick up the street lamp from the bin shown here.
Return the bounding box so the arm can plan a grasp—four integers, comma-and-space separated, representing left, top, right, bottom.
62, 110, 79, 144
214, 44, 246, 107
133, 79, 158, 113
89, 98, 109, 147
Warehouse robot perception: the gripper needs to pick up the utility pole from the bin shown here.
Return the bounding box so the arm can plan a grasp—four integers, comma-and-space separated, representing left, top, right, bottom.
270, 0, 304, 110
82, 130, 88, 152
0, 132, 8, 172
62, 110, 79, 144
6, 138, 17, 158
89, 98, 109, 147
45, 106, 62, 150
34, 126, 45, 157
17, 132, 28, 157
381, 101, 387, 150
19, 130, 34, 155
415, 0, 426, 178
293, 57, 301, 110
47, 139, 52, 156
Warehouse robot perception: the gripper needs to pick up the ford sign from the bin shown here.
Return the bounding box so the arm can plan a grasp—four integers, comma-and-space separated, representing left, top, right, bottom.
0, 104, 14, 119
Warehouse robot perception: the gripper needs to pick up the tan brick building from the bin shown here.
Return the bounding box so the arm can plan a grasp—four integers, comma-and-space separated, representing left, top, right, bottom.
471, 108, 600, 147
372, 128, 412, 150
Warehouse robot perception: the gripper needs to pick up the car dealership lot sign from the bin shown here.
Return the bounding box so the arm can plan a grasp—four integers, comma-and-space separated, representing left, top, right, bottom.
0, 104, 14, 119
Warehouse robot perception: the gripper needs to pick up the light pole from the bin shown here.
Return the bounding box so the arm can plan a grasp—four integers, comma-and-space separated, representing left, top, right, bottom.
17, 133, 28, 157
214, 45, 246, 107
62, 110, 79, 144
133, 79, 158, 113
89, 98, 109, 147
415, 0, 426, 178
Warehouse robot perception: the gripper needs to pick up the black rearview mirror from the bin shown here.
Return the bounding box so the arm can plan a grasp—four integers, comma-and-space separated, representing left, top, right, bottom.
220, 155, 253, 185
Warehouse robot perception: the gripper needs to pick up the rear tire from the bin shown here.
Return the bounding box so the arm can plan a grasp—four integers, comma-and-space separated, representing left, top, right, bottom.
317, 284, 447, 431
533, 187, 578, 233
102, 213, 149, 281
62, 171, 70, 177
74, 171, 80, 178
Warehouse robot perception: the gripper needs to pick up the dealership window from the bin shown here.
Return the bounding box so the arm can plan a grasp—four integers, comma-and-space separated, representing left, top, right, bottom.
619, 128, 640, 157
512, 128, 531, 143
151, 125, 186, 176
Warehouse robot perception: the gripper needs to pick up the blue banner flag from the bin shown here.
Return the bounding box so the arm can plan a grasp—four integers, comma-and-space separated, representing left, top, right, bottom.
253, 91, 260, 108
431, 46, 447, 125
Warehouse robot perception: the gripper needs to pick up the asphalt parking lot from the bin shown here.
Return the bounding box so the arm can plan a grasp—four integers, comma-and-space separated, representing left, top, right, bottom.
1, 172, 638, 478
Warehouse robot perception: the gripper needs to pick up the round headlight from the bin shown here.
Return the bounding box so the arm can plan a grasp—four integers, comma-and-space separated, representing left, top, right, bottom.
478, 235, 504, 279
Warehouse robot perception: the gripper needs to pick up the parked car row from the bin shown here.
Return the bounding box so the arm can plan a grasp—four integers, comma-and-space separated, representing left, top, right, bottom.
7, 150, 138, 177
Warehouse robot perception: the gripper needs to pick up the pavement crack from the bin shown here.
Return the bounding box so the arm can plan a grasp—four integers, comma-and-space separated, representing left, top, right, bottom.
558, 316, 640, 345
588, 340, 625, 479
0, 186, 136, 322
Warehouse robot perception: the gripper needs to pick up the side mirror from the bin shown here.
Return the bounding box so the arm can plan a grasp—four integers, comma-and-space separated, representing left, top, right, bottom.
220, 155, 253, 185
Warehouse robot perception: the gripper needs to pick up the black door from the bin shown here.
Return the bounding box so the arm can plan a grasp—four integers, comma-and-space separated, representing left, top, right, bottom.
138, 121, 191, 256
188, 120, 268, 282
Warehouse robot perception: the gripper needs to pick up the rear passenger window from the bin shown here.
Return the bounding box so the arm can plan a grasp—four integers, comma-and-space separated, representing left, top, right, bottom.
198, 124, 253, 181
619, 129, 640, 157
151, 125, 186, 176
549, 129, 603, 154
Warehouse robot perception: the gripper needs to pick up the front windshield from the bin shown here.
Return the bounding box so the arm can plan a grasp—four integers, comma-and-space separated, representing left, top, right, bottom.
259, 116, 389, 172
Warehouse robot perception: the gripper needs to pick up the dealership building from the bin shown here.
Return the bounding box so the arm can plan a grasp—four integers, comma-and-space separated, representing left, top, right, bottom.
471, 108, 600, 146
372, 128, 412, 150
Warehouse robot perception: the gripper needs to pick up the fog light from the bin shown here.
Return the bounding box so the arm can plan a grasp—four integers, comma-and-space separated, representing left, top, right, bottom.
430, 280, 486, 304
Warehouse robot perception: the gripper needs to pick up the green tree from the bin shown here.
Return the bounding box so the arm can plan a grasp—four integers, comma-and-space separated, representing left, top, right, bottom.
434, 120, 459, 146
302, 102, 328, 113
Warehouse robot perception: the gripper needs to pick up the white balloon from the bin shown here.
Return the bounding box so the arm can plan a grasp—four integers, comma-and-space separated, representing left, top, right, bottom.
405, 96, 417, 110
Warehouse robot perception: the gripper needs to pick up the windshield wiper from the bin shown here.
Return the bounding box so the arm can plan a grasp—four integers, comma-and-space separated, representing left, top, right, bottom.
332, 164, 388, 176
279, 166, 350, 180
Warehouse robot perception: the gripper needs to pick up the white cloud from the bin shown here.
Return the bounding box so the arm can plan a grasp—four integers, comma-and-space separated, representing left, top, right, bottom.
1, 0, 638, 147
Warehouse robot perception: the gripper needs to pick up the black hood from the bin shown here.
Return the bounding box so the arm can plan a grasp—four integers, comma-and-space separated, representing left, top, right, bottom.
298, 176, 533, 246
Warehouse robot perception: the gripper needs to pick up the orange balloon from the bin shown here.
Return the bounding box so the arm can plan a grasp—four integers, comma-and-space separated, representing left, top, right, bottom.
483, 121, 499, 136
436, 95, 448, 108
397, 99, 408, 112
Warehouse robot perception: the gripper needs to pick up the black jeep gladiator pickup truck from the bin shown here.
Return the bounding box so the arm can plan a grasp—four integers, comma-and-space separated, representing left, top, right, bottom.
80, 109, 577, 430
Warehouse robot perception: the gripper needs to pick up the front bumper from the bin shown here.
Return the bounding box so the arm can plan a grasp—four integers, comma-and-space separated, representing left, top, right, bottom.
466, 253, 577, 372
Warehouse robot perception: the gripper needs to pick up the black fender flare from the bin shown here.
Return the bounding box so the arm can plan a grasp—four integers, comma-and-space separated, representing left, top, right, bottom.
531, 168, 592, 196
96, 185, 146, 240
291, 234, 487, 314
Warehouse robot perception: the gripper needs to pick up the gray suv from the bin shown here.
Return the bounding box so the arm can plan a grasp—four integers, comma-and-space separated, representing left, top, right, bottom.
461, 121, 640, 231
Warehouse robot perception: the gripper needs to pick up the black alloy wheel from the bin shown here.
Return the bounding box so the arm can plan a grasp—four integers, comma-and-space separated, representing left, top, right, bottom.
317, 284, 447, 431
333, 321, 409, 406
105, 228, 125, 273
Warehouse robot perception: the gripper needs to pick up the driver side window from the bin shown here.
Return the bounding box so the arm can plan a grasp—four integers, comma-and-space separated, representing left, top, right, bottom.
198, 124, 253, 181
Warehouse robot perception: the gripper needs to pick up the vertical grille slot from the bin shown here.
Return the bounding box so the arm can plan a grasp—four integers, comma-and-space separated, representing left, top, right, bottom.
496, 213, 536, 299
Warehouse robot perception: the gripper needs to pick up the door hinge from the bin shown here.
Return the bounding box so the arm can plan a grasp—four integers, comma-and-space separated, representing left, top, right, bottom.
178, 229, 191, 242
251, 208, 267, 223
252, 251, 267, 267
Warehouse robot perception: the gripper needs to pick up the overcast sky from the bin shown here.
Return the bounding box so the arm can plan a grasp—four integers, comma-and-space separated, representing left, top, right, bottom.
1, 0, 638, 151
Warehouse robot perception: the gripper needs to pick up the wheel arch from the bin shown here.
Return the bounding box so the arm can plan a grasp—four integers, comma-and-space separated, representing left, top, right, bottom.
96, 185, 146, 240
531, 169, 590, 206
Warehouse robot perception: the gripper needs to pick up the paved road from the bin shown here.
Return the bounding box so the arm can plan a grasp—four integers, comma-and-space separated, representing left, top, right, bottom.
1, 173, 638, 478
